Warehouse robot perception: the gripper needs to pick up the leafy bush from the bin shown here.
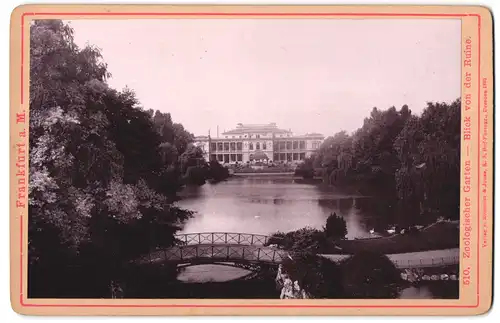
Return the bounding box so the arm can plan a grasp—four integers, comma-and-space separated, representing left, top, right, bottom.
340, 251, 402, 298
207, 160, 229, 182
294, 164, 314, 179
267, 227, 327, 253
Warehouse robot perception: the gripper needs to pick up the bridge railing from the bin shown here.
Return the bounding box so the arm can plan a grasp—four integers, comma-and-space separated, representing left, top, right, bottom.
140, 244, 288, 265
390, 255, 460, 269
320, 253, 459, 269
174, 232, 275, 246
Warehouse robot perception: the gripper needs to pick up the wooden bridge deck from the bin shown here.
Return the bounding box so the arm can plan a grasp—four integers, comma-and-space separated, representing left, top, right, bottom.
139, 244, 287, 265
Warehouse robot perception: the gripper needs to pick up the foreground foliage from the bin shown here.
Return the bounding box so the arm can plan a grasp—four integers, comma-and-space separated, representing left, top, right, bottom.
28, 20, 196, 297
281, 251, 402, 299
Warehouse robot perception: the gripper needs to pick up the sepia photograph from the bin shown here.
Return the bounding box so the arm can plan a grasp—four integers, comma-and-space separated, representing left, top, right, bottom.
26, 16, 463, 301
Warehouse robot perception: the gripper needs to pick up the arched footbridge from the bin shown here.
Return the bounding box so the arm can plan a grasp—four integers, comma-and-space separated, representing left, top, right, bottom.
136, 232, 459, 270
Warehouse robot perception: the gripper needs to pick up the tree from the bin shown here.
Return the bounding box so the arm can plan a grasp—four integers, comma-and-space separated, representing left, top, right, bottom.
28, 20, 192, 298
179, 144, 205, 175
340, 251, 402, 298
152, 111, 194, 156
324, 212, 347, 240
394, 100, 460, 224
159, 142, 178, 166
172, 123, 194, 156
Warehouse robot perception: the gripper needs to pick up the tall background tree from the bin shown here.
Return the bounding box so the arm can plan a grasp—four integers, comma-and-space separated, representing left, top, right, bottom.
394, 100, 461, 225
301, 101, 459, 227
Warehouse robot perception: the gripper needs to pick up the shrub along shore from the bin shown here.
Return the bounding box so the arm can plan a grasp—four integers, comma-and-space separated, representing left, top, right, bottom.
266, 215, 459, 255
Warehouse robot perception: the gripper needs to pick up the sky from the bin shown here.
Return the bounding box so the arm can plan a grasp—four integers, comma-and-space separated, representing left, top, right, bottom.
67, 18, 461, 137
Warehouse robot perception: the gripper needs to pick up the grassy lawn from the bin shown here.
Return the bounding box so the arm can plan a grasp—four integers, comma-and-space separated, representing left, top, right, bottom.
329, 222, 459, 255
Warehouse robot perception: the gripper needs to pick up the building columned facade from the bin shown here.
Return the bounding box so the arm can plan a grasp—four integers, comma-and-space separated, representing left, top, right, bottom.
194, 123, 324, 164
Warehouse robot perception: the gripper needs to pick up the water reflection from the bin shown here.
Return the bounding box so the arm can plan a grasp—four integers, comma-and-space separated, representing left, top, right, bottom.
174, 177, 457, 299
400, 282, 459, 299
176, 177, 388, 239
400, 286, 434, 299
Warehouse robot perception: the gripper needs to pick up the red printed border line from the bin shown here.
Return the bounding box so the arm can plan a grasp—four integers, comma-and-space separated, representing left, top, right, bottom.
17, 11, 482, 309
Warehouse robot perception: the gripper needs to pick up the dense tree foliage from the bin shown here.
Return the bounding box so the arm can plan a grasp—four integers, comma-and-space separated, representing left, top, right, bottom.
179, 144, 205, 174
394, 101, 461, 224
301, 101, 460, 225
28, 20, 193, 298
150, 110, 195, 157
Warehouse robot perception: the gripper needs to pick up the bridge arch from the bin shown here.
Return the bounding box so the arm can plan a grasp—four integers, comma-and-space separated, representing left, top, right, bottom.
137, 244, 288, 268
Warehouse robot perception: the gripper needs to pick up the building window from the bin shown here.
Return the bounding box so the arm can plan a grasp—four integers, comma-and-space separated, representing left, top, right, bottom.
230, 142, 236, 151
217, 154, 223, 162
244, 135, 247, 138
293, 153, 299, 160
225, 136, 228, 138
299, 141, 305, 149
211, 143, 217, 151
256, 142, 260, 150
210, 154, 216, 161
299, 153, 306, 160
224, 142, 230, 151
274, 153, 279, 161
224, 154, 229, 163
263, 142, 267, 150
279, 141, 285, 150
236, 142, 242, 151
286, 141, 292, 150
256, 134, 260, 138
217, 142, 223, 151
287, 153, 292, 161
230, 154, 236, 162
237, 154, 243, 161
279, 153, 286, 161
293, 141, 298, 149
249, 143, 254, 150
239, 136, 242, 138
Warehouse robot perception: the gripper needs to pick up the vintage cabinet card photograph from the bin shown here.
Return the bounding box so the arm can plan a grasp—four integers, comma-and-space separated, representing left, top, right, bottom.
9, 4, 494, 316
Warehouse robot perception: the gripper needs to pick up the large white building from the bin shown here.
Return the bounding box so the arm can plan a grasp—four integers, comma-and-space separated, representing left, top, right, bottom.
194, 123, 324, 164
